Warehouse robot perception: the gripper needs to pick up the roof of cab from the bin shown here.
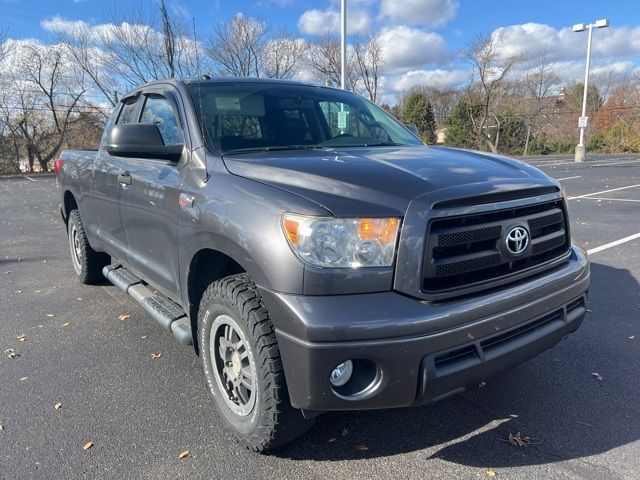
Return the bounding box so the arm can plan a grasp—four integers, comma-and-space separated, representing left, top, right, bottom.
120, 76, 338, 101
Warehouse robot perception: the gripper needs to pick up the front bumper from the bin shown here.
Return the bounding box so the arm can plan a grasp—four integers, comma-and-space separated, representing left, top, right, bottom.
260, 245, 589, 411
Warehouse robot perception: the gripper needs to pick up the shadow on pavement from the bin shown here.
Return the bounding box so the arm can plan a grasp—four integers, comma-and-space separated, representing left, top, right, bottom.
272, 262, 639, 470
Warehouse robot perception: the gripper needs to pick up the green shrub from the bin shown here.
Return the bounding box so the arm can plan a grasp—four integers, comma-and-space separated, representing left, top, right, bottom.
605, 121, 640, 152
587, 133, 607, 153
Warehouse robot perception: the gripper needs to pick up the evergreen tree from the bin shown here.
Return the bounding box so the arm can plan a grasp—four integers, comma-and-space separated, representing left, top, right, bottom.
444, 100, 481, 149
401, 91, 437, 143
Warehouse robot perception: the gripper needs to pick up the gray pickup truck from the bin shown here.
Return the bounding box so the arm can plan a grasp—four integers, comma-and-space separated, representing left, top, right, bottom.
55, 77, 589, 452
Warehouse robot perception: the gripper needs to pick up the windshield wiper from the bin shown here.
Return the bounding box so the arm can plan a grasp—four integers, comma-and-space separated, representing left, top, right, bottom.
223, 145, 328, 155
362, 141, 400, 147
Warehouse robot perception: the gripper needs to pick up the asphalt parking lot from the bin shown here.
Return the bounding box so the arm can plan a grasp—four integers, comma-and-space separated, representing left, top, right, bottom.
1, 154, 639, 480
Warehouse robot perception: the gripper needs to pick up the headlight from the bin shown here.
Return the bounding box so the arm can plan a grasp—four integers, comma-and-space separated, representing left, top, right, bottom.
282, 214, 400, 268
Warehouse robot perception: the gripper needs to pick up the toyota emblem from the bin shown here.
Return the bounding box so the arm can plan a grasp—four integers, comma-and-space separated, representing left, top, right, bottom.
505, 226, 529, 255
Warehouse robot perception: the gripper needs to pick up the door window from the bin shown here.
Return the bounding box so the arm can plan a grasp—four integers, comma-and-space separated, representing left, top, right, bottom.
140, 95, 182, 145
117, 98, 138, 124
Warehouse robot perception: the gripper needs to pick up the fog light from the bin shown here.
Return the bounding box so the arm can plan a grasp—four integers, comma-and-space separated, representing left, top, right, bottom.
330, 360, 353, 387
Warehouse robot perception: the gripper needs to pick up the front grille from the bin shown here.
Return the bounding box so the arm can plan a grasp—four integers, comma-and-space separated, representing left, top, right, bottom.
422, 199, 570, 296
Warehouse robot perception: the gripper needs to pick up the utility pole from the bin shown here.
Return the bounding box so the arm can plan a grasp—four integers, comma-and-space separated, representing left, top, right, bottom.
340, 0, 347, 90
573, 19, 609, 162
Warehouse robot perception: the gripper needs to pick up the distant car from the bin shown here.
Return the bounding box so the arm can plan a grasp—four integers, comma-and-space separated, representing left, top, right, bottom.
55, 77, 589, 452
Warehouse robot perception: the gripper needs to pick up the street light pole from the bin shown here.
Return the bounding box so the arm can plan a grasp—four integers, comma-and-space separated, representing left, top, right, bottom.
340, 0, 347, 90
573, 19, 609, 162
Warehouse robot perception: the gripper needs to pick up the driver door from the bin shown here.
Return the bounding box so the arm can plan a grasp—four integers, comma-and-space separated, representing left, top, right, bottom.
118, 87, 190, 299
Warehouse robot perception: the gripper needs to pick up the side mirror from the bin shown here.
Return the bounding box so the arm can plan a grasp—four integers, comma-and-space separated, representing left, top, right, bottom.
106, 124, 183, 161
404, 124, 420, 137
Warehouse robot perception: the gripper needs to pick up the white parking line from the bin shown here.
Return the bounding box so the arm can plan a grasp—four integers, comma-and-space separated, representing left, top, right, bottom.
557, 175, 582, 181
591, 159, 640, 168
22, 176, 36, 182
587, 233, 640, 255
580, 197, 640, 203
568, 184, 640, 200
527, 158, 640, 168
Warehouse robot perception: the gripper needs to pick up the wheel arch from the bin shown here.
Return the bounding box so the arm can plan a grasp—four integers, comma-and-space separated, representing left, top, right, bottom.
62, 190, 79, 224
186, 248, 247, 353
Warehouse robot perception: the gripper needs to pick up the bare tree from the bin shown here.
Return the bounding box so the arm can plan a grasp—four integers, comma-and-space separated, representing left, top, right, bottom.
160, 0, 176, 78
461, 32, 521, 153
1, 43, 88, 172
97, 4, 199, 87
306, 35, 358, 90
207, 14, 267, 77
262, 31, 307, 79
520, 53, 560, 155
54, 26, 121, 110
353, 34, 383, 103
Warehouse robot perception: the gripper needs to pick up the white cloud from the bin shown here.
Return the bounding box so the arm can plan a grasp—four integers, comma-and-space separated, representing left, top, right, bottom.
547, 60, 638, 85
390, 68, 468, 91
41, 15, 90, 34
378, 26, 451, 72
493, 23, 640, 61
380, 0, 459, 27
170, 2, 191, 18
297, 8, 371, 35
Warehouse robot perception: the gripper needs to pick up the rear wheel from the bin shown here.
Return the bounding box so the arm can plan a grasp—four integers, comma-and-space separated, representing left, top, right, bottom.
67, 210, 109, 284
198, 273, 314, 452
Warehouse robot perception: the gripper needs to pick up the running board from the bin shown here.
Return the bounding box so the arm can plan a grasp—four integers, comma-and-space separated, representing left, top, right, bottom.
102, 265, 193, 345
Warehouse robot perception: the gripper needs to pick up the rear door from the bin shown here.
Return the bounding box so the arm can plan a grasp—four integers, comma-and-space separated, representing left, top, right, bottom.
118, 86, 190, 299
89, 94, 140, 261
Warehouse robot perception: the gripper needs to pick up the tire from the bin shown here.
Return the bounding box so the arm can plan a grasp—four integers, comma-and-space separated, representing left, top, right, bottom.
198, 273, 314, 452
67, 209, 109, 284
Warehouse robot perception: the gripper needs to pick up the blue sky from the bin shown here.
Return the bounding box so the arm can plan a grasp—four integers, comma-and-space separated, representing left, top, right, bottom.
1, 0, 638, 96
1, 0, 631, 47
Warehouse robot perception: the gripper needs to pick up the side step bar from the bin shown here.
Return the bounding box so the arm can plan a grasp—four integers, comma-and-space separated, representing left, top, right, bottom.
102, 265, 193, 345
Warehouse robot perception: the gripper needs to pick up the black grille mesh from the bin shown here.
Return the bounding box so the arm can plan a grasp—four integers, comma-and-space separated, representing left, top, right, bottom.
423, 199, 570, 296
528, 211, 563, 231
435, 254, 502, 276
437, 225, 502, 247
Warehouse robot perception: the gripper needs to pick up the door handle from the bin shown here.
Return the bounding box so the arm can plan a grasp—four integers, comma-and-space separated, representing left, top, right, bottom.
118, 171, 132, 186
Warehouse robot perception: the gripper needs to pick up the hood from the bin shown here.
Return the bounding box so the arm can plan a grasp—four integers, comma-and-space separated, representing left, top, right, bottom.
222, 145, 557, 216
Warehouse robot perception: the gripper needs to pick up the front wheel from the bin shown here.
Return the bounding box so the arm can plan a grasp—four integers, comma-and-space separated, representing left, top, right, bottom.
198, 273, 314, 452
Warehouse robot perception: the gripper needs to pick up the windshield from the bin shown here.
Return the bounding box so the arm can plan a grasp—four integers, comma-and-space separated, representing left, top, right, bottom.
188, 82, 422, 154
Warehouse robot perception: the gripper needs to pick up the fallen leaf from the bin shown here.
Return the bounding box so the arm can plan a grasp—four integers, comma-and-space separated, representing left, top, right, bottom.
178, 450, 189, 459
62, 323, 70, 327
83, 441, 93, 451
354, 444, 368, 451
340, 427, 348, 437
4, 348, 18, 359
17, 334, 27, 342
502, 432, 541, 448
118, 314, 131, 321
150, 352, 162, 359
592, 372, 604, 381
486, 469, 497, 477
327, 437, 337, 443
54, 402, 62, 410
19, 376, 28, 382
